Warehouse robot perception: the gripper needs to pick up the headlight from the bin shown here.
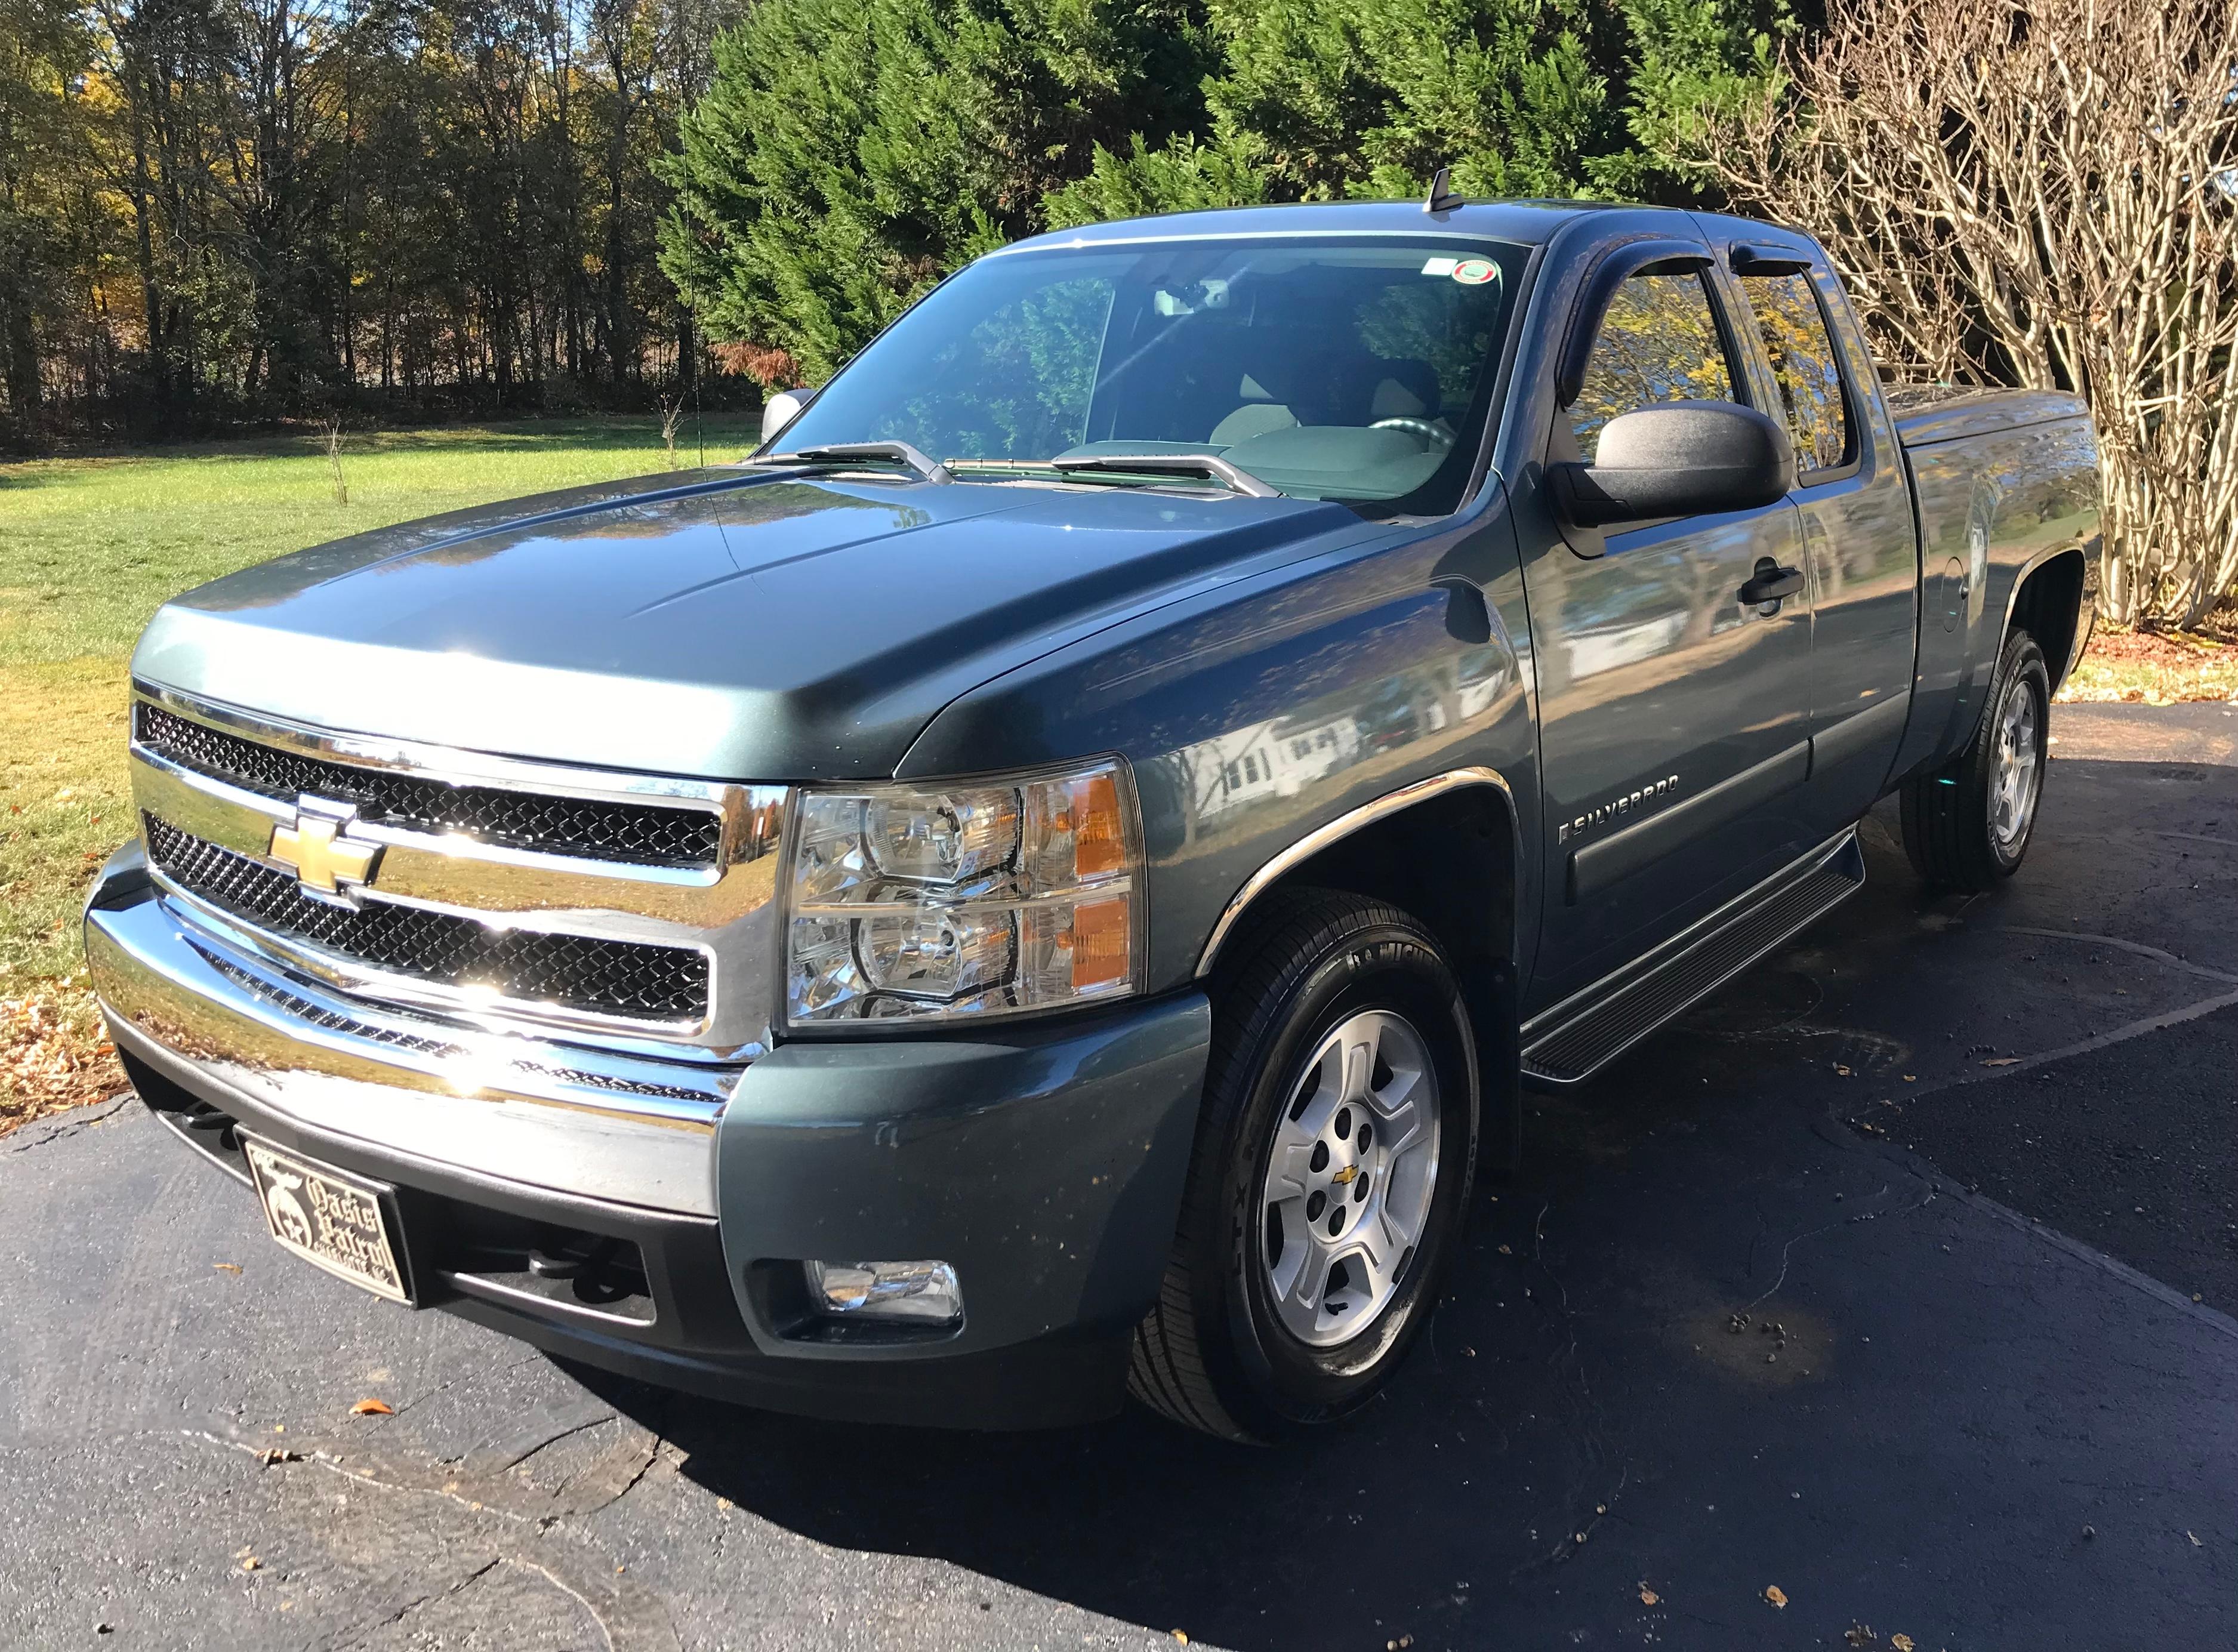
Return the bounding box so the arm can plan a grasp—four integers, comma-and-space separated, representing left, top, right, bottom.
782, 759, 1143, 1026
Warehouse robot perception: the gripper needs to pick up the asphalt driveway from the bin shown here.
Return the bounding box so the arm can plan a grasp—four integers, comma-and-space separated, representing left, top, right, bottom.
2, 702, 2233, 1651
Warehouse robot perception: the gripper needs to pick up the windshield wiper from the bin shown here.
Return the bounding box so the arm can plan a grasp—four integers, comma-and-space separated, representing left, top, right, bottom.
754, 440, 954, 484
948, 453, 1280, 498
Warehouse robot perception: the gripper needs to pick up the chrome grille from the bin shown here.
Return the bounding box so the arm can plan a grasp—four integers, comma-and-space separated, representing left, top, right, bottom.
137, 704, 721, 868
144, 815, 711, 1022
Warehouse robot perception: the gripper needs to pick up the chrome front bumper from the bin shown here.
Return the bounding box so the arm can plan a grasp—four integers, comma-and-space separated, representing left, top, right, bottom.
85, 845, 735, 1216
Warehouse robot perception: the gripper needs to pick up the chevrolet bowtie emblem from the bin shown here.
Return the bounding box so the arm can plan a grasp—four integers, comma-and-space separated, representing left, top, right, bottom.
269, 799, 382, 897
1330, 1164, 1361, 1186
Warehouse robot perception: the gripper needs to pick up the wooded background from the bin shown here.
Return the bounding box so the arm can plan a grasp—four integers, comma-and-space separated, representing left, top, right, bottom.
5, 0, 2234, 623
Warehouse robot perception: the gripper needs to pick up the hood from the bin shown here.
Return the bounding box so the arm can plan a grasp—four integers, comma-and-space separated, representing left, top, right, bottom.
132, 467, 1368, 780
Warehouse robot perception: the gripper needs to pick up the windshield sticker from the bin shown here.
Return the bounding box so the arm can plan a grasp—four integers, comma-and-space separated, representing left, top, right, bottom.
1450, 258, 1498, 286
1420, 257, 1460, 277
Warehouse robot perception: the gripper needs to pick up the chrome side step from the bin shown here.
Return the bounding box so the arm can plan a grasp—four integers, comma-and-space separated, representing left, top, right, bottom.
1521, 829, 1866, 1087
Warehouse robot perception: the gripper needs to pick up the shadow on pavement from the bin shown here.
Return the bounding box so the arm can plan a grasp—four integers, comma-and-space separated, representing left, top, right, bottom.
585, 760, 2238, 1650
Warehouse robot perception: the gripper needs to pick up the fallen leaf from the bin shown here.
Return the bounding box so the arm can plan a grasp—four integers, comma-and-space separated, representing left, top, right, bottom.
1172, 1634, 1188, 1646
1497, 1243, 1512, 1255
1845, 1628, 1878, 1647
1639, 1586, 1660, 1606
241, 1557, 261, 1572
1892, 1636, 1916, 1651
1835, 1064, 1852, 1076
213, 1262, 242, 1274
1764, 1585, 1788, 1608
350, 1398, 393, 1416
258, 1448, 301, 1466
1902, 1074, 1916, 1082
1980, 1057, 2021, 1068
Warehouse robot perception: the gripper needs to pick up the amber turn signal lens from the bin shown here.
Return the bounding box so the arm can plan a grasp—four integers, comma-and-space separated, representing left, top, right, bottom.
1072, 772, 1127, 878
1068, 896, 1132, 989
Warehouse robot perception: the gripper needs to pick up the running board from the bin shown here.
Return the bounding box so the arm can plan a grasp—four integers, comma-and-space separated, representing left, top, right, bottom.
1521, 830, 1866, 1087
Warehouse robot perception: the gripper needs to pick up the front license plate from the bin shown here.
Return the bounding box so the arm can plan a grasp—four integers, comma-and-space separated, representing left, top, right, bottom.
241, 1135, 414, 1303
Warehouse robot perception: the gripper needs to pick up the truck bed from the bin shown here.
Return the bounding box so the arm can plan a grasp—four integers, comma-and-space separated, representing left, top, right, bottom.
1883, 384, 2089, 448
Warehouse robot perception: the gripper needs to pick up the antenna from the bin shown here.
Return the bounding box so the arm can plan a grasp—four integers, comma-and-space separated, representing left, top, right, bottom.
1424, 167, 1463, 214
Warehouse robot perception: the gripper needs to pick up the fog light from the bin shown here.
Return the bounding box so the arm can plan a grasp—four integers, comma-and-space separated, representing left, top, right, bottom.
805, 1259, 962, 1324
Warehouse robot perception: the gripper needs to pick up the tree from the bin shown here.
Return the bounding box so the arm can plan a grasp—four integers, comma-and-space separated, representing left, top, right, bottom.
1706, 0, 2238, 628
658, 0, 1214, 384
1047, 0, 1787, 226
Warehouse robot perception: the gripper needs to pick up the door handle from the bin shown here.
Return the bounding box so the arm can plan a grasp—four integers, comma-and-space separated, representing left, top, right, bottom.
1738, 561, 1804, 607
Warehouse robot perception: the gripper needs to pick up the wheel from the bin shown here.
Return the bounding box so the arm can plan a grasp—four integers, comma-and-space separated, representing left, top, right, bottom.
1129, 889, 1479, 1442
1901, 627, 2051, 891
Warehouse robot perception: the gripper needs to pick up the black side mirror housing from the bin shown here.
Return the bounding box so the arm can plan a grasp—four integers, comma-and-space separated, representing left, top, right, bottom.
1552, 401, 1795, 528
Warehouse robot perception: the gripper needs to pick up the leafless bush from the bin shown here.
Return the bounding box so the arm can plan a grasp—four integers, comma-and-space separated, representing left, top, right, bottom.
1707, 0, 2238, 627
660, 394, 687, 469
323, 417, 349, 506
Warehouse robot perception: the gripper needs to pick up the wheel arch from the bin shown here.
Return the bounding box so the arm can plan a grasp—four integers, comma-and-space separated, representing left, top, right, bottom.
1194, 769, 1524, 1172
2005, 543, 2091, 693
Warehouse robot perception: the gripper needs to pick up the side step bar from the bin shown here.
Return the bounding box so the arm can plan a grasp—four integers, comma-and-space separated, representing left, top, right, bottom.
1521, 829, 1867, 1087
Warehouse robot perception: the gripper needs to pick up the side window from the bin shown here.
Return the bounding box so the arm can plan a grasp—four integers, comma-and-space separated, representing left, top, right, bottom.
1741, 272, 1850, 474
1569, 272, 1736, 462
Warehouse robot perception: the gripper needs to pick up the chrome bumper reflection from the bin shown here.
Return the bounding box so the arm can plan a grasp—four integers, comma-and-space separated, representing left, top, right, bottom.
87, 885, 736, 1216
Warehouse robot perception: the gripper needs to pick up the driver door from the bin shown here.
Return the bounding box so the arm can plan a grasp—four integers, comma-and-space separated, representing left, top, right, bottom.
1525, 266, 1815, 1003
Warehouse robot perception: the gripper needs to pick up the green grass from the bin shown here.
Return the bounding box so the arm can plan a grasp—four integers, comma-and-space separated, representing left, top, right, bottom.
0, 415, 757, 1121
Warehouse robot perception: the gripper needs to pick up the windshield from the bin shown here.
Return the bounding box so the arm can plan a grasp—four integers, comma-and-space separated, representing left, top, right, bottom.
769, 235, 1530, 517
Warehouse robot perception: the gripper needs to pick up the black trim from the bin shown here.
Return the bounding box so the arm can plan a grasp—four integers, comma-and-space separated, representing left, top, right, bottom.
1726, 261, 1864, 488
1553, 237, 1715, 409
1811, 691, 1913, 776
1567, 741, 1809, 903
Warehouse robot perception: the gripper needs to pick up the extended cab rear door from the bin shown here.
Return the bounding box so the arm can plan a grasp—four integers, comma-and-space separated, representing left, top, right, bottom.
1523, 241, 1817, 1003
1708, 223, 1919, 834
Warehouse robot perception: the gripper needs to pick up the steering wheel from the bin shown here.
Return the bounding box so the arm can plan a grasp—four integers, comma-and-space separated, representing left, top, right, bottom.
1370, 417, 1456, 449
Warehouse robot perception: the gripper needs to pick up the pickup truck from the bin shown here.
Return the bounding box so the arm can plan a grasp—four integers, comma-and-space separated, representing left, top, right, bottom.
85, 198, 2100, 1442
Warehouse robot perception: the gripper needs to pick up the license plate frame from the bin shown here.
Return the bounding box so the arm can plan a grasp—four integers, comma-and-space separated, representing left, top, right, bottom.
241, 1134, 416, 1305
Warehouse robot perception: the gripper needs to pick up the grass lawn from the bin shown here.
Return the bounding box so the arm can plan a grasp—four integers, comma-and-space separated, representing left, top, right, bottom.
1, 415, 757, 1130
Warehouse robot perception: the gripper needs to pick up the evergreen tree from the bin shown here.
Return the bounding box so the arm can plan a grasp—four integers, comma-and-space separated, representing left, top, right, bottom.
658, 0, 1212, 383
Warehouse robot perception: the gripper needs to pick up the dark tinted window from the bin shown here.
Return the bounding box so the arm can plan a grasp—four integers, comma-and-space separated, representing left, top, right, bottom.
1743, 271, 1849, 473
1568, 272, 1736, 462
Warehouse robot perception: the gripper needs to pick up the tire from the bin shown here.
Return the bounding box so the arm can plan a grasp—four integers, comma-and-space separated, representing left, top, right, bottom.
1129, 888, 1479, 1443
1901, 628, 2051, 892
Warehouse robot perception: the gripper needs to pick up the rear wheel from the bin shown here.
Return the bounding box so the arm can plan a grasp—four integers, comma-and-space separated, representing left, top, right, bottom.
1129, 889, 1478, 1442
1901, 628, 2051, 891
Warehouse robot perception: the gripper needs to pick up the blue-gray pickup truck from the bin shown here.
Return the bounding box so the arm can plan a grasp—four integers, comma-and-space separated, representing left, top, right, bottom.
86, 198, 2098, 1441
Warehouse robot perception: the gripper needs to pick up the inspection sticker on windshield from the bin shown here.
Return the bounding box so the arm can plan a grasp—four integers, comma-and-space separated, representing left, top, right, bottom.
1449, 258, 1498, 285
1420, 256, 1460, 276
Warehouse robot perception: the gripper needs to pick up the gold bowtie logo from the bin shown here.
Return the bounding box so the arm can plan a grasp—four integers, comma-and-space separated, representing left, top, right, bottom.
1330, 1164, 1361, 1186
269, 802, 381, 896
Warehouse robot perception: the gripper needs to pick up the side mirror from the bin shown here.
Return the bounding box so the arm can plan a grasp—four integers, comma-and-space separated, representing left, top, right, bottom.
1553, 401, 1795, 528
760, 386, 815, 448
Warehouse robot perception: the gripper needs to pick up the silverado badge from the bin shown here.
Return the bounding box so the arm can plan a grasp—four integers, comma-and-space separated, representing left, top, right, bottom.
269, 798, 382, 900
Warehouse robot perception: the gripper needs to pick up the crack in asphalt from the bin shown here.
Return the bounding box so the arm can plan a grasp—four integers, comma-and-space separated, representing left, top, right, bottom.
4, 1093, 132, 1154
1898, 984, 2238, 1099
185, 1428, 680, 1651
2002, 926, 2238, 985
1744, 1184, 1937, 1314
318, 1557, 503, 1652
1506, 1198, 1632, 1585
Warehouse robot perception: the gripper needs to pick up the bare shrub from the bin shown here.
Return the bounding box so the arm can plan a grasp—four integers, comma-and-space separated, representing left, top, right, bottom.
1707, 0, 2238, 627
323, 417, 349, 506
660, 394, 686, 469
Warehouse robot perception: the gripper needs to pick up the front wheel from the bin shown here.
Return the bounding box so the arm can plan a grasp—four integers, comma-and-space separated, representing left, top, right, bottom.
1901, 627, 2051, 891
1129, 890, 1478, 1442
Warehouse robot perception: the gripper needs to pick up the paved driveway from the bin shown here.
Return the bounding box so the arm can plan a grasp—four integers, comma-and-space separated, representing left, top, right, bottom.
4, 704, 2233, 1651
